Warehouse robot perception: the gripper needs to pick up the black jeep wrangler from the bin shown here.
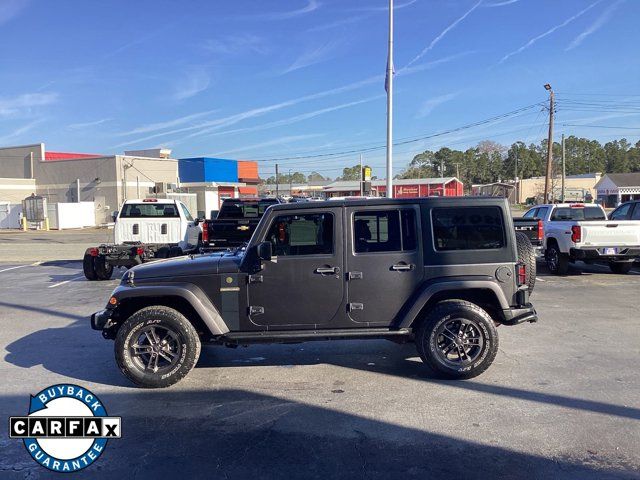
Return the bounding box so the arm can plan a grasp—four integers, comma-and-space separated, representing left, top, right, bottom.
91, 197, 537, 388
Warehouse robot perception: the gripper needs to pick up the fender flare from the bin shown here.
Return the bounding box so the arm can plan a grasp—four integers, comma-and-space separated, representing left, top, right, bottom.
397, 278, 510, 329
110, 283, 229, 336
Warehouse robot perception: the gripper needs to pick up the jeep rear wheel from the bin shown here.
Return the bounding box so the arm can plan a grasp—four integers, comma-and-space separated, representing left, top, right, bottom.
416, 300, 498, 380
115, 306, 201, 388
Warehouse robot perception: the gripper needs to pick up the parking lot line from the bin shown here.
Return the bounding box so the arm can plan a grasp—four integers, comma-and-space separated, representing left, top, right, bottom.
0, 262, 41, 273
48, 275, 85, 288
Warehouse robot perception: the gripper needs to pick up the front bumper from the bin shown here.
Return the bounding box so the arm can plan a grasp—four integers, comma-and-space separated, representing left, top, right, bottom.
91, 309, 113, 330
501, 303, 538, 326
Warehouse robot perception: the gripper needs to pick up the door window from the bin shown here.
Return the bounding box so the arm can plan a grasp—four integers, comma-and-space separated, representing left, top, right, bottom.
610, 203, 631, 220
631, 204, 640, 220
353, 209, 416, 253
536, 207, 548, 219
180, 203, 194, 221
265, 213, 333, 256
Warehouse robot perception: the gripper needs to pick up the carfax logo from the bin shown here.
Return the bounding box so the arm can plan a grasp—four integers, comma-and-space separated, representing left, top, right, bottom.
9, 384, 121, 472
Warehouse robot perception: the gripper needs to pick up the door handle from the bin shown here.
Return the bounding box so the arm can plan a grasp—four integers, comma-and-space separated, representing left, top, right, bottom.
391, 263, 414, 271
315, 266, 340, 275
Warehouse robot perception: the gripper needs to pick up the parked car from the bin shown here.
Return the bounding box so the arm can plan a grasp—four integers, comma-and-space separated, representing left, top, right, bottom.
83, 198, 201, 280
91, 197, 537, 388
200, 198, 279, 251
526, 203, 640, 275
609, 200, 640, 221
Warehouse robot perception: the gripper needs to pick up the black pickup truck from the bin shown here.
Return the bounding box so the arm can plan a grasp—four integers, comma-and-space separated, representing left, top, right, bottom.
201, 198, 279, 250
92, 197, 538, 388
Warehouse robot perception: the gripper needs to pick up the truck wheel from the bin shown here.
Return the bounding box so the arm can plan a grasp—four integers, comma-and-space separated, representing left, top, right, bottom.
94, 256, 113, 280
115, 306, 201, 388
609, 262, 633, 274
168, 246, 183, 258
545, 244, 569, 275
515, 232, 536, 293
415, 300, 499, 380
83, 254, 97, 280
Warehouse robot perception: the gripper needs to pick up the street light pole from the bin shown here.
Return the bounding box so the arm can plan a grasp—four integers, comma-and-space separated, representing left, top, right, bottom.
385, 0, 394, 198
288, 169, 292, 196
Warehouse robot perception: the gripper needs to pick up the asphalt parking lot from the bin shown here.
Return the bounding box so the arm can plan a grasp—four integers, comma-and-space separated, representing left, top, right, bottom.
1, 259, 639, 479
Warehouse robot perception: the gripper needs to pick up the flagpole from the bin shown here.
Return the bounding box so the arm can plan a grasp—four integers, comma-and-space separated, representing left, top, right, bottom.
386, 0, 394, 198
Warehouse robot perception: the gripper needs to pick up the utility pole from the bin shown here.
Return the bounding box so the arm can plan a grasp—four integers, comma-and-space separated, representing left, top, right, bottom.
543, 83, 554, 204
514, 146, 518, 205
385, 0, 394, 198
561, 134, 566, 203
288, 168, 292, 196
275, 164, 279, 198
359, 154, 364, 196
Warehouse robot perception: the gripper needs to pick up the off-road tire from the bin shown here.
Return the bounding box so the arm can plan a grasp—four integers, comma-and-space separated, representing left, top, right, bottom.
115, 306, 201, 388
94, 256, 113, 280
515, 232, 536, 293
415, 300, 499, 380
546, 243, 569, 275
83, 254, 97, 280
609, 262, 633, 274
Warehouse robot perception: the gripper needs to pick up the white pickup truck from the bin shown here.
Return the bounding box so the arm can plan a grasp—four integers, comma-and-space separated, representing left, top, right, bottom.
525, 203, 640, 275
83, 198, 202, 280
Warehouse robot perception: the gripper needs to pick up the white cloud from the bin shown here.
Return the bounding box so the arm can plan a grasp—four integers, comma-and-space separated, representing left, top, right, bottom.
210, 134, 324, 156
0, 92, 58, 117
0, 0, 29, 25
0, 120, 42, 145
283, 41, 340, 74
68, 118, 111, 130
117, 109, 219, 136
566, 0, 624, 51
416, 92, 461, 118
405, 0, 482, 68
499, 1, 602, 63
203, 34, 268, 55
172, 68, 211, 101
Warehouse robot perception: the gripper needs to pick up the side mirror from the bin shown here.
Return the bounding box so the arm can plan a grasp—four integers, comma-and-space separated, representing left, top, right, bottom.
193, 218, 201, 226
112, 211, 118, 222
257, 241, 272, 261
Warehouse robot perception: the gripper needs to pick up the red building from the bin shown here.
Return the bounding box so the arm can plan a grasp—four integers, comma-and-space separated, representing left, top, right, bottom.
323, 178, 464, 198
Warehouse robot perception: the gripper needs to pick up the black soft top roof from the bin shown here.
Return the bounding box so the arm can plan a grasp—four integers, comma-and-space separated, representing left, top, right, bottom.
268, 196, 508, 211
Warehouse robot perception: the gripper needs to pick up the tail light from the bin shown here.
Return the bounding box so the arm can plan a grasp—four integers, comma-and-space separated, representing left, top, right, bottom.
537, 219, 544, 241
516, 263, 526, 286
201, 221, 209, 244
571, 225, 582, 243
136, 247, 145, 256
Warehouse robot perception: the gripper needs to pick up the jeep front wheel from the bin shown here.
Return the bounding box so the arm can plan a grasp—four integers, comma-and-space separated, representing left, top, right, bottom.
115, 306, 201, 388
415, 300, 499, 380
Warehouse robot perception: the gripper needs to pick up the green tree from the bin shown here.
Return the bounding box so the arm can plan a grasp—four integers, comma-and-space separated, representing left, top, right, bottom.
338, 164, 371, 181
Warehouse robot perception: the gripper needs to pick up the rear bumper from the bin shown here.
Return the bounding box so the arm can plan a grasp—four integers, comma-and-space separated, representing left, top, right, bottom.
569, 247, 640, 261
501, 303, 538, 325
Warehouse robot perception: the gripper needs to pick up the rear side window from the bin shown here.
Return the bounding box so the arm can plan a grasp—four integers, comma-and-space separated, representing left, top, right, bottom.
551, 206, 605, 221
631, 204, 640, 220
536, 207, 549, 219
353, 209, 417, 253
180, 203, 194, 221
120, 203, 179, 218
523, 208, 537, 219
432, 207, 505, 251
610, 203, 631, 220
266, 213, 333, 256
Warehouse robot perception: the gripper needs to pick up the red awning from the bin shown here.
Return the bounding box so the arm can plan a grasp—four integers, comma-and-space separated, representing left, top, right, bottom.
238, 186, 258, 195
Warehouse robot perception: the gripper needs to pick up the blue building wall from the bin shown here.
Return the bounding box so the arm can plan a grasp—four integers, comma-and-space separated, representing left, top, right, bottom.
178, 157, 239, 183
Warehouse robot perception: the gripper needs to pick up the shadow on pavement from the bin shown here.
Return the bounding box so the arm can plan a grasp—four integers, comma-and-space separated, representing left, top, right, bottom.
0, 388, 637, 479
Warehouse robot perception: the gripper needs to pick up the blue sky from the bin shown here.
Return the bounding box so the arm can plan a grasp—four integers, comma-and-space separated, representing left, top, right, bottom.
1, 0, 639, 179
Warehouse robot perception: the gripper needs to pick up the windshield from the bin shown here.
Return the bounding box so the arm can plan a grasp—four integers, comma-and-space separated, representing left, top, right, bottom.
218, 200, 277, 219
119, 203, 179, 218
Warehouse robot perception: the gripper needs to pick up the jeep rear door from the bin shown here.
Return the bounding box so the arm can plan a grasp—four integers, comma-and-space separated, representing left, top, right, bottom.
247, 207, 345, 328
345, 205, 423, 326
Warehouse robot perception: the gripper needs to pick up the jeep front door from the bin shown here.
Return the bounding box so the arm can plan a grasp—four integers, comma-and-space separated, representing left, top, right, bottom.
247, 209, 344, 329
346, 206, 423, 326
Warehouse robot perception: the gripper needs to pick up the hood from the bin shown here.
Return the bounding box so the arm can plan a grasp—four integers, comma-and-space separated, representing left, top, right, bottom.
129, 252, 241, 280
